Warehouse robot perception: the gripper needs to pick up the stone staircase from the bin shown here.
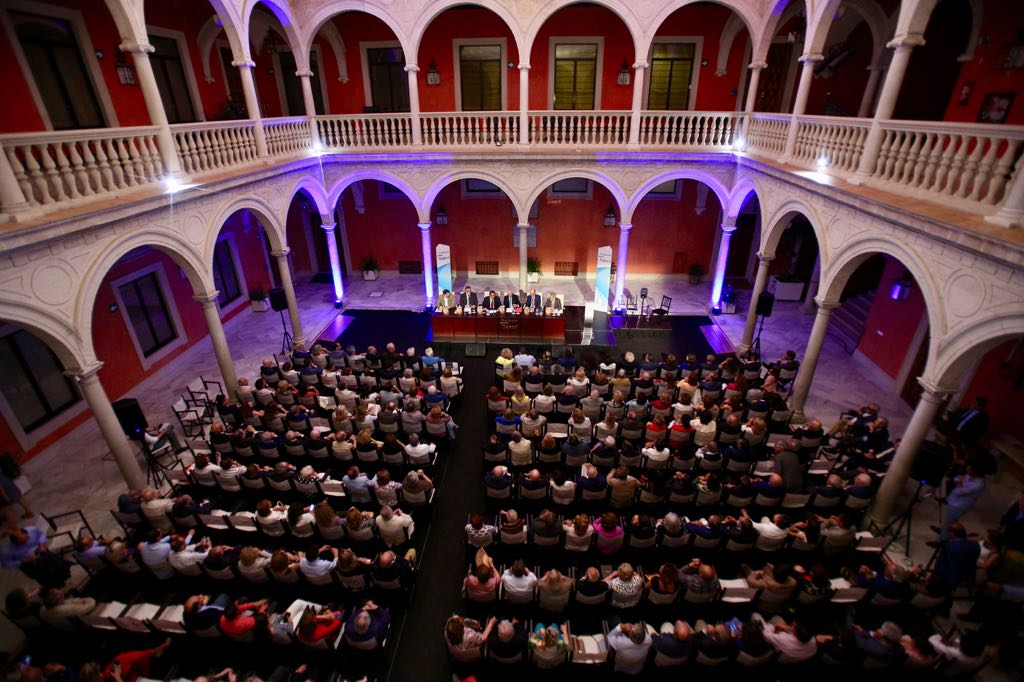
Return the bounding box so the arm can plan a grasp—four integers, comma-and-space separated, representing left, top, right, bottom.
829, 290, 874, 353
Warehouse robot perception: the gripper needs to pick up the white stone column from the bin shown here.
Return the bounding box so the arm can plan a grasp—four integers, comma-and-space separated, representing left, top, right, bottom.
518, 64, 530, 145
988, 163, 1024, 227
790, 297, 840, 422
121, 41, 186, 178
627, 61, 649, 145
320, 219, 345, 304
744, 61, 767, 113
781, 53, 823, 161
405, 64, 423, 146
614, 222, 632, 307
710, 218, 737, 310
0, 150, 29, 219
854, 38, 922, 180
517, 222, 530, 291
271, 249, 305, 348
868, 380, 951, 525
233, 59, 269, 157
738, 254, 774, 354
76, 363, 146, 490
418, 221, 434, 304
800, 254, 821, 315
296, 68, 321, 145
194, 292, 238, 400
856, 63, 884, 118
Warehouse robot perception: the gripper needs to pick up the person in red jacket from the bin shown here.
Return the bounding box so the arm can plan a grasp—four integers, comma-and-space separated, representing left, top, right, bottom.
296, 605, 345, 645
219, 598, 269, 636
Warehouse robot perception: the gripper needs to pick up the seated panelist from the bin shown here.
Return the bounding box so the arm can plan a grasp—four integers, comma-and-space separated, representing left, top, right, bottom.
544, 292, 563, 315
437, 289, 456, 313
523, 289, 542, 315
502, 289, 521, 310
483, 290, 501, 312
459, 286, 478, 309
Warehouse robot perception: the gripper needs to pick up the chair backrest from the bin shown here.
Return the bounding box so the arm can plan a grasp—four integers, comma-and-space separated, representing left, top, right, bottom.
337, 572, 368, 590
203, 564, 236, 581
215, 472, 241, 492
647, 588, 678, 605
683, 589, 716, 605
574, 591, 607, 606
736, 650, 774, 667
754, 533, 786, 552
781, 493, 812, 509
268, 477, 294, 493
628, 534, 656, 550
500, 527, 527, 545
241, 476, 267, 491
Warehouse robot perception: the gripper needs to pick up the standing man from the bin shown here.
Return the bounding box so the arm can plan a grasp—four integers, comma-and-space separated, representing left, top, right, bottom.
930, 464, 986, 544
459, 285, 478, 310
942, 397, 989, 446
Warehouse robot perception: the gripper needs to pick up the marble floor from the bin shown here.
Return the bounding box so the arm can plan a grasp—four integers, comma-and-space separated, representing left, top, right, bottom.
2, 272, 1019, 667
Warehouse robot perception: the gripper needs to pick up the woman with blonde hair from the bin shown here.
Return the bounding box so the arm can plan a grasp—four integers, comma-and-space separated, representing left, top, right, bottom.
743, 416, 767, 445
538, 568, 573, 611
237, 546, 272, 581
495, 348, 515, 377
564, 513, 594, 552
510, 387, 531, 415
605, 562, 643, 609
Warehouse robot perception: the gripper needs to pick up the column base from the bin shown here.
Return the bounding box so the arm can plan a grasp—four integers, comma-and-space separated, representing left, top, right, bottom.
334, 299, 344, 309
292, 337, 306, 349
985, 209, 1024, 228
790, 410, 808, 425
736, 344, 751, 355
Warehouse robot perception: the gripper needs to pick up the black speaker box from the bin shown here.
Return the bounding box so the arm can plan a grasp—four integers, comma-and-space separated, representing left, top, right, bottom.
756, 291, 775, 317
112, 398, 147, 440
268, 287, 289, 312
910, 440, 953, 487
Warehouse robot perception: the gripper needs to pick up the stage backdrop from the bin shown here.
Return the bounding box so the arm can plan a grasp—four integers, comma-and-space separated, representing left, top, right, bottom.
436, 244, 452, 294
595, 245, 612, 310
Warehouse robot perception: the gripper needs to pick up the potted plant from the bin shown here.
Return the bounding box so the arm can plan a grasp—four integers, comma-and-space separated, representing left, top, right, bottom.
527, 257, 542, 283
771, 270, 806, 301
248, 286, 269, 312
361, 255, 380, 281
687, 263, 704, 285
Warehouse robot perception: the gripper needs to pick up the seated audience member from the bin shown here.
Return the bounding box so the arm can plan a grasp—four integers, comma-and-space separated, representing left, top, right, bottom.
852, 621, 905, 664
100, 638, 173, 682
652, 620, 692, 661
0, 526, 48, 569
564, 513, 594, 552
593, 512, 624, 554
445, 614, 495, 654
501, 558, 538, 601
38, 588, 96, 632
744, 563, 797, 612
376, 505, 415, 548
693, 621, 735, 661
928, 629, 990, 672
530, 623, 569, 668
219, 598, 269, 637
488, 618, 528, 661
299, 544, 339, 579
758, 615, 818, 663
679, 558, 721, 596
345, 600, 391, 647
933, 522, 981, 587
606, 622, 653, 674
465, 514, 497, 548
605, 562, 644, 609
464, 552, 499, 601
296, 605, 345, 646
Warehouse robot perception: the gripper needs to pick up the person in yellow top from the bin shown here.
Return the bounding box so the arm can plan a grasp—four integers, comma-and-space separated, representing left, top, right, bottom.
495, 348, 515, 377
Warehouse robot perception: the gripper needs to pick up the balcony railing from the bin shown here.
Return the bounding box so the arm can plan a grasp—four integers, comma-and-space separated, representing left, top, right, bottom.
2, 111, 1023, 227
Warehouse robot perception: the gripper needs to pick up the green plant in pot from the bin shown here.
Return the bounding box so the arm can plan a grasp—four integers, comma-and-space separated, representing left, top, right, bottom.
361, 255, 380, 281
527, 256, 542, 283
687, 263, 704, 285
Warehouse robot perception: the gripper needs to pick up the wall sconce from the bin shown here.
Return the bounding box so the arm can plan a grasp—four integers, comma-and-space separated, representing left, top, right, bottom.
435, 205, 448, 225
115, 49, 137, 86
889, 271, 913, 301
603, 204, 617, 227
616, 59, 631, 86
426, 59, 441, 86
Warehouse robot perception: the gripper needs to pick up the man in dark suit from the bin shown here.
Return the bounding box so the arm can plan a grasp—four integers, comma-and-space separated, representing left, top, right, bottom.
483, 290, 501, 311
544, 292, 562, 313
943, 397, 989, 445
502, 289, 520, 310
523, 288, 542, 314
459, 286, 478, 309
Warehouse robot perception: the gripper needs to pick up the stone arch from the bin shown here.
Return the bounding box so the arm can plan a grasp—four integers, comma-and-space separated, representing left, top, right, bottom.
421, 170, 523, 222
817, 237, 944, 359
240, 0, 302, 56
283, 176, 330, 220
892, 0, 937, 41
805, 0, 889, 60
933, 314, 1024, 388
715, 12, 749, 76
202, 0, 251, 62
75, 232, 210, 360
523, 170, 628, 225
523, 0, 643, 62
751, 0, 806, 62
409, 0, 527, 64
759, 197, 827, 264
206, 198, 287, 270
104, 0, 147, 46
197, 14, 223, 84
326, 171, 424, 221
724, 175, 761, 219
299, 2, 411, 64
624, 170, 731, 223
316, 20, 350, 83
647, 0, 760, 64
0, 303, 87, 370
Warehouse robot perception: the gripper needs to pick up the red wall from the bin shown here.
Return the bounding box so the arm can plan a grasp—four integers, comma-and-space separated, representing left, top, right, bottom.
528, 5, 635, 110
339, 181, 420, 270
943, 2, 1024, 125
629, 180, 720, 274
430, 183, 517, 274
653, 3, 749, 111
318, 13, 402, 115
805, 20, 873, 116
857, 256, 927, 379
416, 7, 520, 113
0, 211, 272, 462
959, 339, 1024, 443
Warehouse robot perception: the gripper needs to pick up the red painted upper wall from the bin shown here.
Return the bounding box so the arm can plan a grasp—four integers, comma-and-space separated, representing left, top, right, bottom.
943, 1, 1024, 125
416, 7, 520, 113
653, 3, 749, 111
318, 13, 402, 115
959, 338, 1024, 443
528, 5, 635, 110
429, 183, 518, 275
339, 181, 421, 270
857, 256, 927, 379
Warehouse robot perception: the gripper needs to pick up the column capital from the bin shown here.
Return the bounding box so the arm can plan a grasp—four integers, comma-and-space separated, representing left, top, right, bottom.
518, 63, 531, 71
632, 62, 650, 70
748, 60, 768, 71
271, 248, 291, 258
295, 68, 314, 78
404, 64, 420, 73
417, 221, 431, 231
887, 34, 925, 50
69, 361, 104, 382
231, 59, 256, 69
756, 252, 776, 262
192, 291, 221, 304
813, 296, 840, 311
119, 41, 155, 54
721, 216, 739, 232
320, 221, 337, 231
916, 377, 957, 399
799, 53, 825, 64
516, 222, 530, 230
618, 222, 632, 231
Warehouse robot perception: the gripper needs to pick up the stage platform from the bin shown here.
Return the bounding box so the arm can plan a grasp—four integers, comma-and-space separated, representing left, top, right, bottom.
312, 308, 736, 361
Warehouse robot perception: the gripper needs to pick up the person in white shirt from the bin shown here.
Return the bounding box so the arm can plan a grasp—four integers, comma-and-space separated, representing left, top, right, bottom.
514, 348, 536, 368
508, 432, 534, 468
237, 546, 272, 581
168, 533, 210, 576
606, 623, 652, 674
404, 434, 436, 466
141, 488, 175, 532
376, 505, 415, 547
299, 544, 339, 578
749, 511, 791, 541
642, 441, 671, 469
756, 614, 818, 663
689, 410, 717, 447
501, 559, 537, 601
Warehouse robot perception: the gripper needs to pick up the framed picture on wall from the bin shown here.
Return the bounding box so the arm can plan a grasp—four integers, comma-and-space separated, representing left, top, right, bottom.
977, 92, 1015, 123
